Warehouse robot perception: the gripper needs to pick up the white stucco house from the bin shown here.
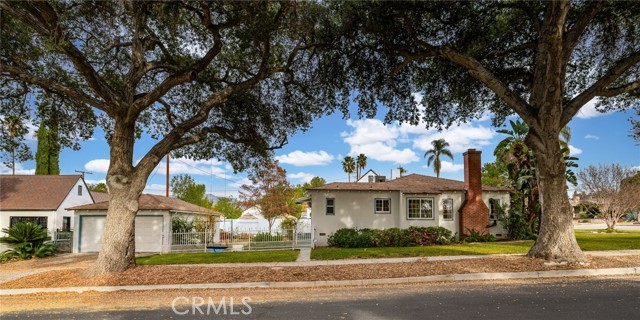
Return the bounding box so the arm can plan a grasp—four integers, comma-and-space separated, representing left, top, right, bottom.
70, 194, 219, 253
308, 149, 511, 246
0, 175, 94, 251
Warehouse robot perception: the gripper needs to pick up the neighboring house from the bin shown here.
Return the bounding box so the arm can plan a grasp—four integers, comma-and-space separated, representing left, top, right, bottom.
0, 175, 93, 234
356, 169, 380, 183
218, 206, 310, 232
308, 149, 511, 246
70, 194, 219, 253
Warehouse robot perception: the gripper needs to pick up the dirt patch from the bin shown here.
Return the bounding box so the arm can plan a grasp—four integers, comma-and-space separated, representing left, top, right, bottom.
0, 253, 97, 272
2, 255, 638, 289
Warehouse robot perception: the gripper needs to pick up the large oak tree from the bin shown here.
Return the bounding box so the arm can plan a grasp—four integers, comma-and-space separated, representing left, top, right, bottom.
1, 1, 344, 273
331, 1, 639, 262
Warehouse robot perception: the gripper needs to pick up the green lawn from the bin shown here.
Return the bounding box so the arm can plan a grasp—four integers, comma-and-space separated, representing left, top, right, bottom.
136, 250, 299, 265
311, 229, 640, 260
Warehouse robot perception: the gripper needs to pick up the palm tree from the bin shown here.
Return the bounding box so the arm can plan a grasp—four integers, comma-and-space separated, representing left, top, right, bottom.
494, 119, 529, 163
397, 166, 407, 177
342, 156, 355, 182
356, 154, 367, 180
424, 139, 453, 178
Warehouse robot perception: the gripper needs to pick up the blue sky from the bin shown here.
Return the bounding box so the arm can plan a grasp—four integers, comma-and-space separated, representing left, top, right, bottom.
3, 100, 639, 198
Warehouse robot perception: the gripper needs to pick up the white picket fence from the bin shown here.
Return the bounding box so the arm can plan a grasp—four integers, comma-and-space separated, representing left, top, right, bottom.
169, 225, 312, 253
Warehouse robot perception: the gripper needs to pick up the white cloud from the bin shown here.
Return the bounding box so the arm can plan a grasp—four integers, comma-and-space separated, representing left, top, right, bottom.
341, 119, 419, 164
575, 99, 612, 119
569, 145, 583, 156
0, 163, 35, 175
412, 124, 495, 154
287, 172, 315, 183
584, 134, 599, 140
228, 177, 252, 189
85, 157, 230, 178
143, 183, 167, 195
275, 150, 334, 166
85, 159, 110, 173
439, 161, 465, 173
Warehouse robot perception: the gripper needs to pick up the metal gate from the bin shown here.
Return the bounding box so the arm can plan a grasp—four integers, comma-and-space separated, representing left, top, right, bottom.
54, 230, 73, 253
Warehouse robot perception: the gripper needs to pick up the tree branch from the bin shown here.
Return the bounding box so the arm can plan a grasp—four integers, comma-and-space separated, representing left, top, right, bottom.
0, 65, 111, 112
597, 80, 640, 97
562, 51, 640, 126
7, 1, 122, 107
562, 1, 605, 63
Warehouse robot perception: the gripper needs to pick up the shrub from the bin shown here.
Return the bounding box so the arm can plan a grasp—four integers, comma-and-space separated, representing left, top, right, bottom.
622, 212, 638, 222
328, 228, 372, 248
253, 232, 284, 242
171, 216, 194, 233
463, 228, 496, 242
408, 226, 453, 246
0, 223, 57, 261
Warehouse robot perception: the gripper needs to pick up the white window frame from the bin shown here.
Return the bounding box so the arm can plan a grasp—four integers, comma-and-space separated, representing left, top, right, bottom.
326, 198, 335, 215
406, 198, 434, 220
442, 198, 454, 221
374, 198, 391, 214
489, 198, 500, 221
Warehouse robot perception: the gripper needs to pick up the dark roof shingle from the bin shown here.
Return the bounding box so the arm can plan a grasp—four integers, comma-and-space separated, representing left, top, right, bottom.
69, 194, 219, 215
0, 175, 83, 211
308, 174, 511, 194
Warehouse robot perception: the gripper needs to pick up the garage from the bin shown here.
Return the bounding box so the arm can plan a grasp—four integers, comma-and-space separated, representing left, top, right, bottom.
70, 194, 218, 254
79, 215, 164, 253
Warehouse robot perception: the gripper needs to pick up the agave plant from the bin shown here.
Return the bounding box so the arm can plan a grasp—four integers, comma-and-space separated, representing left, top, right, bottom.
0, 222, 57, 261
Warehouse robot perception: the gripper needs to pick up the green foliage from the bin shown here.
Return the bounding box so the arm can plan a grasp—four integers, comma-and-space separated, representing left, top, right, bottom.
0, 116, 33, 173
171, 216, 195, 233
88, 183, 108, 193
280, 216, 298, 230
214, 197, 243, 219
0, 223, 56, 261
622, 212, 638, 222
342, 156, 356, 182
463, 229, 496, 243
171, 174, 213, 208
328, 227, 455, 248
35, 122, 60, 175
253, 232, 285, 242
306, 176, 327, 188
482, 161, 510, 188
500, 199, 536, 240
424, 139, 453, 178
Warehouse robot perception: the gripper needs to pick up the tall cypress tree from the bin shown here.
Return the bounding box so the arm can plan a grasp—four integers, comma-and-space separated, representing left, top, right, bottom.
35, 121, 60, 175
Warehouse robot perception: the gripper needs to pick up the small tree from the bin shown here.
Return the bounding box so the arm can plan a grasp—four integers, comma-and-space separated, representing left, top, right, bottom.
35, 121, 60, 175
88, 183, 109, 193
214, 197, 243, 219
578, 164, 640, 232
170, 174, 213, 209
239, 162, 296, 233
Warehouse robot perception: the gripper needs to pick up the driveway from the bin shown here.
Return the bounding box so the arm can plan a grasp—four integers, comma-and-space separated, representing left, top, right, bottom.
0, 253, 97, 283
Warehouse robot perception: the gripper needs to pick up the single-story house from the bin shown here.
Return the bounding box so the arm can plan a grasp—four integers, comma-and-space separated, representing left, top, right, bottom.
0, 175, 94, 237
69, 194, 219, 253
307, 149, 511, 246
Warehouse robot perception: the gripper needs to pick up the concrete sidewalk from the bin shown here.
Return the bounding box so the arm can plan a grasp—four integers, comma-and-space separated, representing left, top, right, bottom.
1, 267, 638, 296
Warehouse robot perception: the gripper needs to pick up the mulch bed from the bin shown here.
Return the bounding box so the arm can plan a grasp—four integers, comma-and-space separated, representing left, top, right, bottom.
2, 255, 638, 289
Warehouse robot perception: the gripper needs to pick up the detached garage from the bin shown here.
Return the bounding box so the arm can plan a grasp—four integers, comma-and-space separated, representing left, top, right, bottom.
69, 194, 218, 253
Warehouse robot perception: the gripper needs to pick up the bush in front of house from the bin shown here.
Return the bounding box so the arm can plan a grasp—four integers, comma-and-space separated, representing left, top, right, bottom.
253, 232, 285, 242
328, 226, 456, 248
463, 228, 496, 242
0, 223, 57, 262
328, 228, 374, 248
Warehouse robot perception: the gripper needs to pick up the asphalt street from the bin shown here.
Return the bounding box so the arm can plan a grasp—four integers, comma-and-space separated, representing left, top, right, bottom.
2, 278, 639, 320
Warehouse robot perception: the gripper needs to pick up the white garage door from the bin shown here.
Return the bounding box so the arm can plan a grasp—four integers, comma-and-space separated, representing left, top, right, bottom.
79, 215, 164, 253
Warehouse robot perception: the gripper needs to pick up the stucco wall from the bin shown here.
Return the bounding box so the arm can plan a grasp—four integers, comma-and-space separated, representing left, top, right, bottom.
57, 178, 94, 231
482, 191, 510, 238
310, 189, 510, 246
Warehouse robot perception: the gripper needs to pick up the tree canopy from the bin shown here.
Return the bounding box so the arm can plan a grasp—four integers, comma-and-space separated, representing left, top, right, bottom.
213, 196, 243, 219
170, 174, 213, 209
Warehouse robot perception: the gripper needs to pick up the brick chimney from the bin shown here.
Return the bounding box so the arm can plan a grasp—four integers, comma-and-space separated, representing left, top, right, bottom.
460, 149, 489, 235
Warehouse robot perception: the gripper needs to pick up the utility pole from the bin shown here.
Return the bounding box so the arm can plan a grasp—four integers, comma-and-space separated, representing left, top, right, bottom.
166, 154, 170, 197
75, 170, 92, 179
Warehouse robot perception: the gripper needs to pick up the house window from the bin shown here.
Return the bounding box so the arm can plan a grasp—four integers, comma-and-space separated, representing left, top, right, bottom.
368, 175, 375, 182
374, 198, 391, 214
78, 185, 83, 196
489, 198, 500, 220
407, 198, 433, 219
10, 217, 48, 229
326, 198, 335, 215
442, 199, 453, 220
62, 217, 71, 231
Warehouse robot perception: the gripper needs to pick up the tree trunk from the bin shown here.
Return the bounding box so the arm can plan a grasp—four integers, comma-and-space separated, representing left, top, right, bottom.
92, 119, 147, 274
526, 128, 587, 263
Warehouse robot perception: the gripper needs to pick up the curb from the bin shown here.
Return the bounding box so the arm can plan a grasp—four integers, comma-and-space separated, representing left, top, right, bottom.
1, 267, 638, 296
